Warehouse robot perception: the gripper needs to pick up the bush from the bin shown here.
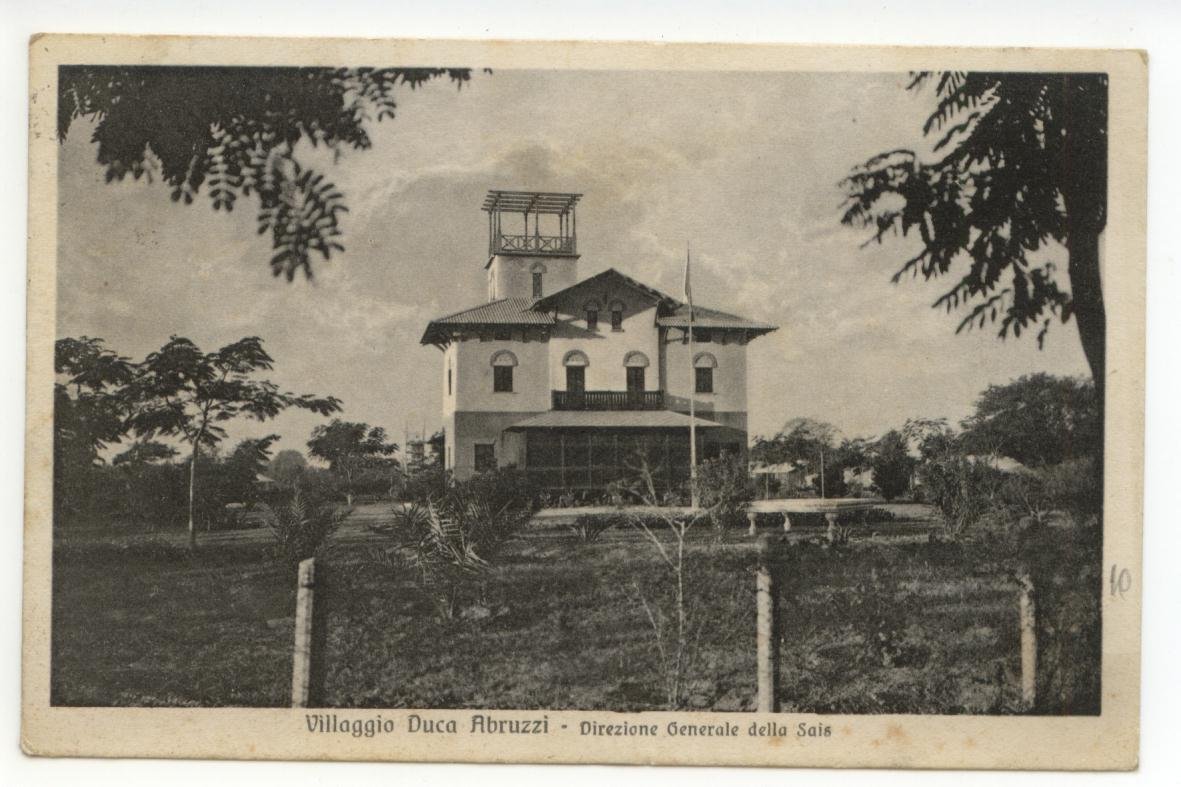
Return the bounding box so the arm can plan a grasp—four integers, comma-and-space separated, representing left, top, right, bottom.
261, 491, 348, 569
394, 470, 535, 619
693, 455, 754, 529
399, 466, 450, 505
871, 430, 916, 501
918, 456, 1009, 536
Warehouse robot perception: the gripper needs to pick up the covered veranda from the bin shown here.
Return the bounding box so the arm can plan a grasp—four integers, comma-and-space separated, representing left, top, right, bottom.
505, 410, 728, 494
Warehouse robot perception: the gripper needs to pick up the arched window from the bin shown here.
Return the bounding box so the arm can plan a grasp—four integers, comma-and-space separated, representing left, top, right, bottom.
624, 351, 649, 393
491, 350, 518, 393
694, 352, 717, 394
609, 300, 625, 331
531, 262, 547, 298
583, 299, 601, 331
623, 351, 650, 368
563, 350, 589, 393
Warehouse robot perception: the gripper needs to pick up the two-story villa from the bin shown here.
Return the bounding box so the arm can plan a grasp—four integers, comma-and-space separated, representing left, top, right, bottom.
421, 190, 778, 493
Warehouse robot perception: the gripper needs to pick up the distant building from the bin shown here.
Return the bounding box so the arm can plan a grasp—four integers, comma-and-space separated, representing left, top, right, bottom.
421, 190, 778, 492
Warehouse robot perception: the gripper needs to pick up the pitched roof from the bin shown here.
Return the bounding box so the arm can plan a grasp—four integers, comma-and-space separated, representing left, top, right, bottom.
421, 297, 555, 344
529, 268, 679, 312
422, 269, 779, 345
657, 303, 778, 334
505, 410, 724, 430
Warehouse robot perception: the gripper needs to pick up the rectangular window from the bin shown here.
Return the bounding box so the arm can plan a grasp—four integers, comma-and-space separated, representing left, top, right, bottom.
566, 365, 585, 393
447, 367, 452, 396
695, 366, 714, 394
493, 365, 514, 392
474, 443, 496, 473
626, 366, 645, 393
694, 328, 712, 343
611, 309, 623, 331
532, 272, 543, 298
494, 327, 512, 341
586, 310, 598, 331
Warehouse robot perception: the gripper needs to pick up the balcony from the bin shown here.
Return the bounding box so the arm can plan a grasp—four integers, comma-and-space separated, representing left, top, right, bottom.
492, 233, 577, 256
552, 390, 665, 411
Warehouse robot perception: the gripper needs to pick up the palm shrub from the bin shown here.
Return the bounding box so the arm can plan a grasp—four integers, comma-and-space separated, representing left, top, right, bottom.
262, 490, 349, 569
397, 472, 534, 619
918, 456, 1009, 537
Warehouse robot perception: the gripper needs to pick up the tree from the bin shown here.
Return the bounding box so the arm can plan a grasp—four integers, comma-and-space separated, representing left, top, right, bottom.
112, 439, 178, 467
111, 439, 180, 530
871, 430, 917, 501
219, 435, 280, 509
58, 66, 474, 281
959, 373, 1100, 467
54, 337, 135, 524
751, 418, 840, 495
127, 336, 340, 547
840, 73, 1108, 407
902, 416, 958, 462
268, 449, 309, 488
426, 430, 446, 469
751, 417, 839, 470
307, 419, 399, 505
54, 337, 134, 464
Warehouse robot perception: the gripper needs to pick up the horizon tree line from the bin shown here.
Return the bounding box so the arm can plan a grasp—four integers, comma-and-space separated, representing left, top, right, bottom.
54, 333, 453, 542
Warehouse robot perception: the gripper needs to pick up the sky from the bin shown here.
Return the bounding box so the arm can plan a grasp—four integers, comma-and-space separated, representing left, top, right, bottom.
57, 68, 1092, 458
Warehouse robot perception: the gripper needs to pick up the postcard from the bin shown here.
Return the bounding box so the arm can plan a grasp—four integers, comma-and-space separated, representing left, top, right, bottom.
23, 35, 1146, 768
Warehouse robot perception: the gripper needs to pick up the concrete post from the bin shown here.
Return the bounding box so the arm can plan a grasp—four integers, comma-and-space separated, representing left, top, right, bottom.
756, 535, 780, 713
1018, 571, 1037, 710
291, 558, 316, 708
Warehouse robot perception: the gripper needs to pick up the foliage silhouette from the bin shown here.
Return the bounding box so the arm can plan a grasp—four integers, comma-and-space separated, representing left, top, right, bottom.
58, 66, 474, 280
841, 72, 1108, 405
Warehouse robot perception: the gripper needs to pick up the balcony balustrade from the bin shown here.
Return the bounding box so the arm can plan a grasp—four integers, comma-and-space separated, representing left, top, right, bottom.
552, 390, 664, 411
492, 233, 576, 256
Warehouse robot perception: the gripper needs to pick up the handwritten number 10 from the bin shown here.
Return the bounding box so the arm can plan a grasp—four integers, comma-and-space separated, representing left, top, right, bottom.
1110, 565, 1132, 599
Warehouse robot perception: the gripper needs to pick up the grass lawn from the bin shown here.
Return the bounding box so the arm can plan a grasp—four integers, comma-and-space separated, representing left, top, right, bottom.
52, 517, 1030, 712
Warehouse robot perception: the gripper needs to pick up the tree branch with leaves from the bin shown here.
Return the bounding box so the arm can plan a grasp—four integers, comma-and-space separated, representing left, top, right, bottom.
840, 72, 1108, 408
58, 65, 476, 280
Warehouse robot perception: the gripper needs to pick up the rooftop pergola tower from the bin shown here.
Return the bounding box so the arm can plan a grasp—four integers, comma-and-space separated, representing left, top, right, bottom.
482, 190, 582, 302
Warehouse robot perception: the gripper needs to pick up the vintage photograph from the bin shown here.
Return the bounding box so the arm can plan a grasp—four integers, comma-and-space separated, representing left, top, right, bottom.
24, 37, 1147, 767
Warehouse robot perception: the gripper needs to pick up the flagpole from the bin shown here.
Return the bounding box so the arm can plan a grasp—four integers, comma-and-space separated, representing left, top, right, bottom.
686, 243, 698, 509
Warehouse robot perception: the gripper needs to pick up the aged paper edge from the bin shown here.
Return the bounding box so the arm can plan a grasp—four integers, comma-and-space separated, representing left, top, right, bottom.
22, 34, 1147, 769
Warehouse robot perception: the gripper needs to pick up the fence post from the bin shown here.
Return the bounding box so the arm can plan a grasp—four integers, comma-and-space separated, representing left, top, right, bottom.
1017, 570, 1037, 710
756, 535, 780, 713
291, 557, 325, 708
747, 511, 758, 536
824, 513, 838, 544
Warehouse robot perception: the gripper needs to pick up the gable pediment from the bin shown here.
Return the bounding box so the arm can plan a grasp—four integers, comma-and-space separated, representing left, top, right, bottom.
529, 268, 678, 317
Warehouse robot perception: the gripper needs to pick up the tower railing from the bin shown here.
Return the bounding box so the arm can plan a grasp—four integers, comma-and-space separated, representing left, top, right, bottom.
492, 232, 577, 256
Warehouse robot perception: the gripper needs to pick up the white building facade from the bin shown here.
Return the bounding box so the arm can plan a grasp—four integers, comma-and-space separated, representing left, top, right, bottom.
421, 190, 777, 492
